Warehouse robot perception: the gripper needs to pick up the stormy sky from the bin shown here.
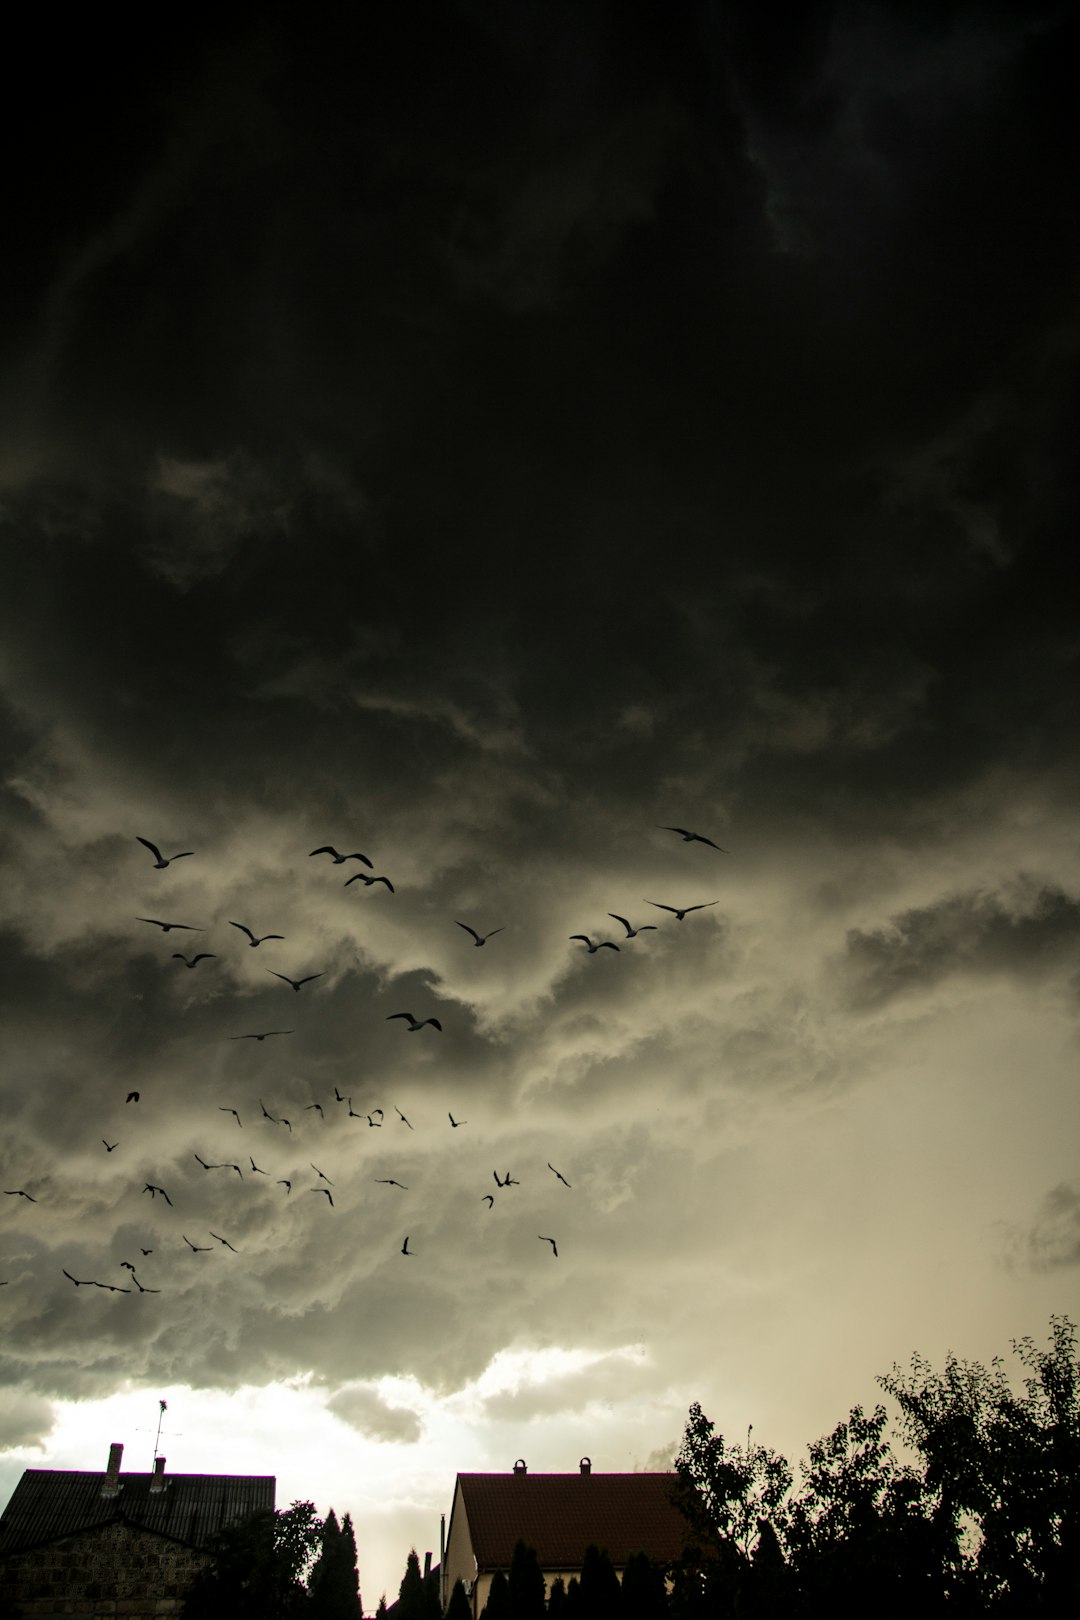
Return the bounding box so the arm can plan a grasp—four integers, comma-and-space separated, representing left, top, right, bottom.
1, 0, 1078, 1602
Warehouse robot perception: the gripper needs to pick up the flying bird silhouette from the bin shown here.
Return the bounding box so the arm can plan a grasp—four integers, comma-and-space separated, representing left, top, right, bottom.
137, 837, 195, 869
229, 1031, 294, 1041
658, 826, 729, 851
126, 1092, 140, 1103
401, 1236, 413, 1255
643, 900, 719, 921
344, 872, 394, 891
137, 918, 204, 933
455, 921, 504, 946
569, 935, 619, 953
539, 1236, 558, 1257
310, 846, 372, 866
209, 1232, 238, 1252
375, 1179, 408, 1189
268, 970, 325, 992
219, 1107, 242, 1127
182, 1235, 211, 1252
311, 1165, 333, 1184
481, 1194, 494, 1208
172, 952, 216, 968
194, 1153, 212, 1170
310, 1187, 334, 1207
143, 1184, 172, 1206
395, 1107, 413, 1129
258, 1100, 276, 1121
229, 922, 285, 947
140, 1248, 153, 1256
608, 913, 657, 938
387, 1012, 442, 1031
250, 1158, 267, 1174
448, 1113, 466, 1128
4, 1189, 37, 1201
130, 1275, 161, 1294
277, 1180, 291, 1193
364, 1113, 382, 1128
548, 1163, 571, 1187
102, 1140, 118, 1153
334, 1087, 347, 1103
63, 1269, 91, 1286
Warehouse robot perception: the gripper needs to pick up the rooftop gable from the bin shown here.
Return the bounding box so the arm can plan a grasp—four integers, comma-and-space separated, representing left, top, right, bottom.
452, 1473, 689, 1572
0, 1467, 276, 1560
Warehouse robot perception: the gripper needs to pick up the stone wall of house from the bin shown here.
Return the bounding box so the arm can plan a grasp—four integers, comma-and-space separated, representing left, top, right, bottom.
0, 1519, 211, 1617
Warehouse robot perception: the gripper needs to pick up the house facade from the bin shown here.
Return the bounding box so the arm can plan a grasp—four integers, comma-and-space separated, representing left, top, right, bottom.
442, 1460, 690, 1618
0, 1442, 275, 1617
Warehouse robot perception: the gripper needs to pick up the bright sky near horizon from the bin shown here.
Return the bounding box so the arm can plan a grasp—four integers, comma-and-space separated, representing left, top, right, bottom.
1, 0, 1078, 1607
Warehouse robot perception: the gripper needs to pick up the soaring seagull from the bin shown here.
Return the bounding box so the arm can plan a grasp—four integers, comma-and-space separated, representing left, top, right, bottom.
608, 913, 657, 939
229, 921, 285, 947
455, 921, 504, 947
569, 935, 619, 953
658, 827, 729, 851
387, 1013, 442, 1032
643, 900, 719, 921
137, 837, 194, 869
137, 918, 204, 933
345, 872, 395, 891
172, 953, 216, 967
268, 970, 325, 992
310, 846, 372, 866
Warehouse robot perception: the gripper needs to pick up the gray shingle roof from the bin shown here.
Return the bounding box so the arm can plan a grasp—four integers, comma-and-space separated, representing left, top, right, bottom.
0, 1467, 276, 1558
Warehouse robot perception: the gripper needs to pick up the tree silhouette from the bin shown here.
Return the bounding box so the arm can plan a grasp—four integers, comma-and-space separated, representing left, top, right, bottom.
309, 1507, 363, 1620
180, 1500, 322, 1620
508, 1539, 546, 1620
446, 1579, 472, 1620
879, 1313, 1080, 1613
578, 1546, 621, 1620
480, 1567, 511, 1620
621, 1551, 667, 1620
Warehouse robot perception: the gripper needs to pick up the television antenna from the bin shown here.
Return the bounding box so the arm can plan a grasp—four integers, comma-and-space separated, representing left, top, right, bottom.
136, 1399, 183, 1467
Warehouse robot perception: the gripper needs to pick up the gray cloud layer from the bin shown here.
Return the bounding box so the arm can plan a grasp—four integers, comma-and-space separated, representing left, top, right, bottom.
1, 0, 1077, 1466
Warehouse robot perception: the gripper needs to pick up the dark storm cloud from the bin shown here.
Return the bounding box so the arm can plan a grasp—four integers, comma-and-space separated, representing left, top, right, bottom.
1, 0, 1077, 1460
840, 882, 1080, 1008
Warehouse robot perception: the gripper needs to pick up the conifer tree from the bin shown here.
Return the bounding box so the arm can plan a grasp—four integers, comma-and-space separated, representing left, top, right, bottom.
480, 1567, 511, 1620
398, 1551, 427, 1620
548, 1576, 568, 1620
578, 1546, 621, 1620
508, 1540, 546, 1620
621, 1552, 667, 1620
446, 1578, 472, 1620
309, 1506, 363, 1620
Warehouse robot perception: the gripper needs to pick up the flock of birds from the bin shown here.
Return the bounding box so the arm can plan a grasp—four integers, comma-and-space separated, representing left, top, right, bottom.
2, 828, 727, 1295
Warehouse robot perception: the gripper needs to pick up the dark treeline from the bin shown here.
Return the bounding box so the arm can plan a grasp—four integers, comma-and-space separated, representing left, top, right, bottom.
466, 1317, 1078, 1620
181, 1499, 362, 1619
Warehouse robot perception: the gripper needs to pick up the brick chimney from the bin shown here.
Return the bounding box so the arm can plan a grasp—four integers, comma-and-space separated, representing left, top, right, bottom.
579, 1456, 592, 1475
513, 1458, 527, 1476
149, 1457, 167, 1494
100, 1442, 123, 1498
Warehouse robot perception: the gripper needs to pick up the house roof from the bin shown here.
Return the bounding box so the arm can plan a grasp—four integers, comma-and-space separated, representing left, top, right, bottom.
452, 1473, 689, 1572
0, 1467, 276, 1559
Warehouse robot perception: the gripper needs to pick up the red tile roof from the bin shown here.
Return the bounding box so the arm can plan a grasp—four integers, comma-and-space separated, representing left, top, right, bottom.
454, 1473, 689, 1572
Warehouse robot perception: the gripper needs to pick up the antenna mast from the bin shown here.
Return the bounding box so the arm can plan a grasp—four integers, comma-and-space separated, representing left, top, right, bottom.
153, 1399, 168, 1462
